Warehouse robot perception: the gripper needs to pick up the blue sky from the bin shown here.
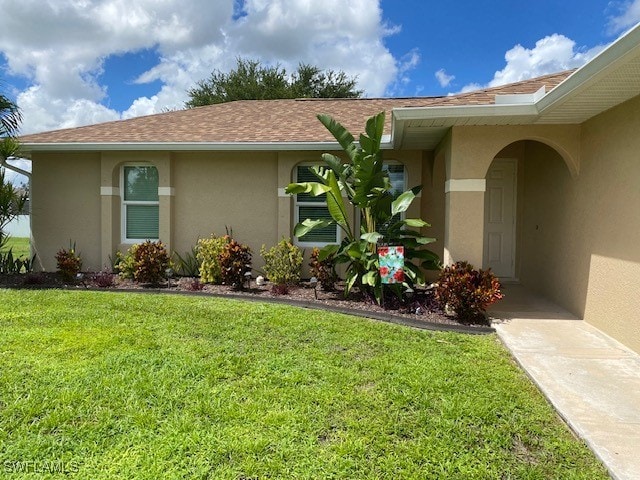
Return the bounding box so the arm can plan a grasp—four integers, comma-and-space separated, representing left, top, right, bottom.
0, 0, 638, 138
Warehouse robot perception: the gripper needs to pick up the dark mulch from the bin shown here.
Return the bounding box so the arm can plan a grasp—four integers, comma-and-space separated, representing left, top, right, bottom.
0, 272, 493, 333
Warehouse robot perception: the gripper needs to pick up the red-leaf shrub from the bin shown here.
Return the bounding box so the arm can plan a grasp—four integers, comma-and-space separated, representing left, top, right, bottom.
55, 244, 82, 282
434, 261, 503, 324
219, 235, 251, 289
309, 247, 337, 291
131, 240, 171, 285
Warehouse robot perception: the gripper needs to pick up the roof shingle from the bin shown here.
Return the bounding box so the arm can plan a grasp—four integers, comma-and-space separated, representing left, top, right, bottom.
20, 71, 572, 145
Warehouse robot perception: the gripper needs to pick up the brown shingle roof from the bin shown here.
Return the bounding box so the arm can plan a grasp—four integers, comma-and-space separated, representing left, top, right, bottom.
20, 71, 573, 145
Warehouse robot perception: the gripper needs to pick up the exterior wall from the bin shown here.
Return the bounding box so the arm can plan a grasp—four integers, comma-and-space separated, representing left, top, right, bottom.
31, 152, 101, 271
172, 151, 278, 270
421, 150, 445, 280
516, 94, 640, 353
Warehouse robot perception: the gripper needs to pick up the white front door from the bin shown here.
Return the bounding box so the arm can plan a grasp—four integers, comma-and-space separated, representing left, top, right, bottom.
484, 158, 517, 279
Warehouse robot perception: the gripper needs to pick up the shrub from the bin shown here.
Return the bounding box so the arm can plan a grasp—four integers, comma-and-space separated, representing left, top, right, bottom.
219, 236, 252, 289
434, 261, 503, 324
196, 235, 227, 284
115, 241, 171, 285
133, 240, 171, 285
175, 247, 200, 277
260, 238, 303, 294
309, 247, 338, 291
114, 247, 137, 280
0, 249, 35, 274
55, 242, 82, 281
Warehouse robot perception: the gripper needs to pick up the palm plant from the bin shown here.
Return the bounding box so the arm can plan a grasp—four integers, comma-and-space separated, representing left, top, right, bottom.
286, 112, 439, 303
0, 91, 21, 138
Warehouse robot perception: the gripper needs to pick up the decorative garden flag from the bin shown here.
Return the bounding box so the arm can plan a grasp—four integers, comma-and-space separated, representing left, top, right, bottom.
378, 246, 405, 284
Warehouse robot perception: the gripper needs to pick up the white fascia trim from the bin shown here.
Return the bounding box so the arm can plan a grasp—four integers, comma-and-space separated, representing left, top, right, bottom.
100, 186, 120, 196
445, 179, 486, 193
392, 103, 539, 122
20, 140, 395, 153
537, 23, 640, 114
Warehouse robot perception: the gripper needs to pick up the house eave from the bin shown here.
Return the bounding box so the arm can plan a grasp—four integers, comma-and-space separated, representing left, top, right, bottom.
20, 140, 395, 153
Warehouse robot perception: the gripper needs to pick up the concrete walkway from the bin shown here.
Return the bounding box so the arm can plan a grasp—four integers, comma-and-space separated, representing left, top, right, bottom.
489, 285, 640, 480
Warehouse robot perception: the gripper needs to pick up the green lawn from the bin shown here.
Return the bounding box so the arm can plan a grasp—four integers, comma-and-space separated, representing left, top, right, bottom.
1, 236, 30, 258
0, 290, 607, 479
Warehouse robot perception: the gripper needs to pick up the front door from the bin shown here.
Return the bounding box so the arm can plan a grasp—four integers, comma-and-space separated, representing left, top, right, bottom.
484, 158, 517, 279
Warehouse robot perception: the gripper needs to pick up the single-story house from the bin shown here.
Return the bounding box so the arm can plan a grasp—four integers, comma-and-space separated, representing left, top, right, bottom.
18, 25, 640, 354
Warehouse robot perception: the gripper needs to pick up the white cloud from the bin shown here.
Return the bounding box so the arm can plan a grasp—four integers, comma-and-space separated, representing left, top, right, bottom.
608, 0, 640, 34
435, 69, 454, 88
0, 0, 408, 134
459, 34, 606, 92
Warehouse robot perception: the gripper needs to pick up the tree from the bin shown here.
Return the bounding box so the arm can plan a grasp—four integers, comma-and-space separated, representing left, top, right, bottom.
0, 88, 26, 251
286, 112, 439, 304
0, 90, 21, 138
186, 58, 362, 107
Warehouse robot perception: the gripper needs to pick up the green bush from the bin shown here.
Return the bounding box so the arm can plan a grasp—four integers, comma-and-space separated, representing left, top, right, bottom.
116, 241, 171, 285
0, 249, 35, 275
309, 247, 337, 291
260, 238, 303, 293
434, 261, 503, 324
196, 235, 227, 284
219, 236, 252, 289
114, 246, 137, 280
55, 242, 82, 281
174, 246, 200, 277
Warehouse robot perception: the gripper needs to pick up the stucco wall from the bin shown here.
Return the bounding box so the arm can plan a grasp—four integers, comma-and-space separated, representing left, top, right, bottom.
31, 152, 101, 271
172, 151, 279, 269
517, 95, 640, 353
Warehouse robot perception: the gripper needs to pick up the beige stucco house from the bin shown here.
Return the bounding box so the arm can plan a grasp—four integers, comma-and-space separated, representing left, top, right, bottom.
17, 25, 640, 353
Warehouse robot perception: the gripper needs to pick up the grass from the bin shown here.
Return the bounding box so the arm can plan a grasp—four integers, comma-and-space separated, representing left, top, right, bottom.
0, 290, 608, 479
1, 236, 30, 258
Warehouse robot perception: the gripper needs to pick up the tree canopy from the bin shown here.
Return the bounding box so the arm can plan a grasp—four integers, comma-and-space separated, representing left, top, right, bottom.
185, 58, 362, 108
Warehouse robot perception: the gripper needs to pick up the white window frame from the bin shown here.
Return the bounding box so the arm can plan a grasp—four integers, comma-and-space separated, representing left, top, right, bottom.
293, 163, 342, 248
121, 164, 160, 243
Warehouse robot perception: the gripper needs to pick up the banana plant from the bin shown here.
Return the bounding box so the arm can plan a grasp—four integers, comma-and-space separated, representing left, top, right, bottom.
286, 111, 439, 304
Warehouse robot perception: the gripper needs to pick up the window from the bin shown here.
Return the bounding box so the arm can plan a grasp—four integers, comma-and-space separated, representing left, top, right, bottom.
378, 163, 407, 235
293, 162, 406, 246
122, 165, 159, 241
294, 165, 340, 246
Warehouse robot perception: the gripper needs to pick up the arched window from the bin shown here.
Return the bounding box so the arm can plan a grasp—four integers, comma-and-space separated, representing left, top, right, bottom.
121, 165, 159, 241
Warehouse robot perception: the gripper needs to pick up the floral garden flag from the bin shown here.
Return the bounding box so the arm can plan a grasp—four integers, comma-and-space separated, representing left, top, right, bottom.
378, 246, 405, 284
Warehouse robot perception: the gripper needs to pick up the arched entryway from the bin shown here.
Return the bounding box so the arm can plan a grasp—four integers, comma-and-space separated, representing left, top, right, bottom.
483, 140, 575, 282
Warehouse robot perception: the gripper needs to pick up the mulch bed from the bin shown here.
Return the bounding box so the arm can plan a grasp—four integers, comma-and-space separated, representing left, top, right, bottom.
0, 272, 493, 334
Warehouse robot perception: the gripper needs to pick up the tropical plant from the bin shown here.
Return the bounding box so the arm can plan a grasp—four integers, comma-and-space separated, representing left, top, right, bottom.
219, 236, 251, 289
0, 165, 26, 250
196, 235, 227, 284
174, 246, 200, 277
115, 241, 171, 285
0, 90, 21, 137
434, 261, 503, 324
55, 242, 82, 282
309, 247, 338, 291
286, 112, 439, 303
260, 238, 303, 294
